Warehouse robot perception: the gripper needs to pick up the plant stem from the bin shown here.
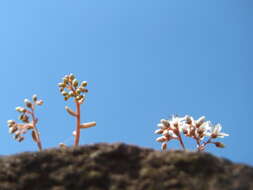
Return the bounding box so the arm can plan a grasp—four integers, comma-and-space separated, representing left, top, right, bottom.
74, 101, 81, 146
31, 107, 42, 151
177, 130, 186, 150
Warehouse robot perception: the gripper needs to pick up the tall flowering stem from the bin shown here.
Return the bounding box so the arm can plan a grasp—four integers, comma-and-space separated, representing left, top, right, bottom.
155, 115, 229, 152
30, 104, 43, 151
58, 73, 96, 147
7, 95, 44, 151
177, 131, 186, 150
74, 101, 81, 146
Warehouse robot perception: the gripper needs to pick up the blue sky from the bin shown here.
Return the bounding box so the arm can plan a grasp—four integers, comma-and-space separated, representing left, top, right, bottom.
0, 1, 252, 165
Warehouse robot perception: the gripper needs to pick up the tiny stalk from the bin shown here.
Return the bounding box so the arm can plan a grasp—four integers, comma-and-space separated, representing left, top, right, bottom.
7, 95, 44, 151
59, 73, 96, 146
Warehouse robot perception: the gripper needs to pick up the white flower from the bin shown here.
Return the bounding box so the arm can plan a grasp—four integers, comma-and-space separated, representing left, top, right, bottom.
162, 129, 178, 138
170, 115, 185, 132
196, 116, 206, 126
209, 123, 229, 138
157, 123, 166, 129
199, 121, 212, 134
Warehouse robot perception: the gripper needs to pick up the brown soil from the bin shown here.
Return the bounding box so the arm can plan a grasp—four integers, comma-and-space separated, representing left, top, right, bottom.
0, 143, 252, 190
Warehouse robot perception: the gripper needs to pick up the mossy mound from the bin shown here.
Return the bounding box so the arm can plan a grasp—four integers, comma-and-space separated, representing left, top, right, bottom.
0, 143, 252, 190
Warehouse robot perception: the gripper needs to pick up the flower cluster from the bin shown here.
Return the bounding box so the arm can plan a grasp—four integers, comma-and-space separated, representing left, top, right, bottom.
155, 115, 229, 151
7, 95, 43, 150
58, 73, 88, 104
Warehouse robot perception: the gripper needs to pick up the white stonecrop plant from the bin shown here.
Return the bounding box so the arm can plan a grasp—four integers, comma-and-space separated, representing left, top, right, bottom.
155, 115, 229, 152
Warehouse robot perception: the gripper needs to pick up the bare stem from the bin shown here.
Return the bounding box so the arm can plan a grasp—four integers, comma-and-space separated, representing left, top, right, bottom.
30, 106, 42, 151
197, 137, 212, 152
74, 101, 81, 146
177, 130, 186, 150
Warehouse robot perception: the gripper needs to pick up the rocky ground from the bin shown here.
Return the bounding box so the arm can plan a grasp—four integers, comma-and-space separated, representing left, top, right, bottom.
0, 143, 252, 190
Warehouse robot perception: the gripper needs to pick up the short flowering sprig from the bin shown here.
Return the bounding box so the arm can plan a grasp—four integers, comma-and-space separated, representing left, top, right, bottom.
58, 73, 96, 147
155, 115, 229, 152
7, 95, 43, 151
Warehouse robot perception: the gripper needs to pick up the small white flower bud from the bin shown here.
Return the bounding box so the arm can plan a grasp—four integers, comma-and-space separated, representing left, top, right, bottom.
36, 100, 43, 106
16, 107, 26, 113
72, 131, 76, 136
7, 120, 16, 127
9, 127, 17, 134
32, 94, 37, 102
156, 136, 167, 142
24, 99, 32, 108
154, 129, 163, 134
157, 123, 166, 129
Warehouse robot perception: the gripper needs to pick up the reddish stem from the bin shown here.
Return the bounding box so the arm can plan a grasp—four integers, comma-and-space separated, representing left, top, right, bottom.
176, 129, 185, 150
30, 105, 42, 151
74, 101, 81, 146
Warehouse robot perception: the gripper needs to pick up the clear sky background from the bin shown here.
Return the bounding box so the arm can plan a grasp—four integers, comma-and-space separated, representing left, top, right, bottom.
0, 1, 252, 165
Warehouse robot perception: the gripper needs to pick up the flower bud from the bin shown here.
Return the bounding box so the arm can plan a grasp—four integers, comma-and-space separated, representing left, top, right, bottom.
72, 131, 76, 136
154, 129, 163, 134
75, 96, 81, 101
14, 131, 21, 139
157, 123, 166, 129
69, 91, 75, 97
72, 79, 78, 87
24, 99, 32, 108
32, 94, 38, 102
16, 107, 26, 113
58, 83, 65, 87
214, 142, 225, 148
211, 133, 218, 138
161, 119, 170, 127
79, 87, 88, 93
19, 114, 29, 123
196, 116, 205, 127
61, 91, 68, 96
7, 120, 16, 127
81, 81, 88, 87
17, 136, 24, 142
9, 127, 18, 134
76, 88, 81, 95
78, 98, 84, 104
69, 73, 75, 80
185, 116, 192, 124
36, 100, 43, 106
156, 136, 167, 142
63, 77, 68, 84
